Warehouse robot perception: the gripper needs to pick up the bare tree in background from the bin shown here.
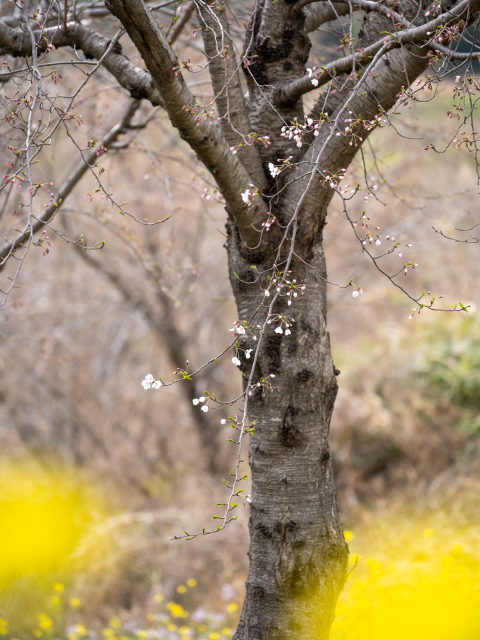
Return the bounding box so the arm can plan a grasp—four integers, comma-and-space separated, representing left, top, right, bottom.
1, 0, 479, 636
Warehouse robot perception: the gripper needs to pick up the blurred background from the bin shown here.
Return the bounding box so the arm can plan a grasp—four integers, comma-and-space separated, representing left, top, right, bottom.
1, 11, 480, 638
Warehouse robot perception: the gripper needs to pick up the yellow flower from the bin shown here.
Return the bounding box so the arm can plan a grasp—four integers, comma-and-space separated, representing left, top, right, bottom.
153, 593, 164, 603
102, 629, 115, 637
38, 614, 53, 631
423, 528, 435, 538
52, 583, 65, 592
166, 624, 177, 632
168, 604, 188, 618
226, 603, 238, 613
74, 623, 88, 636
109, 619, 122, 629
222, 629, 232, 635
176, 585, 187, 594
34, 631, 43, 638
198, 625, 207, 632
186, 579, 197, 588
209, 634, 220, 640
51, 596, 61, 606
136, 632, 147, 639
70, 598, 81, 608
344, 530, 354, 542
0, 619, 8, 636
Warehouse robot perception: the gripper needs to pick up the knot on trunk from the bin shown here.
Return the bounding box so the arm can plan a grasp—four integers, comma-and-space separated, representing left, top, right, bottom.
279, 406, 304, 446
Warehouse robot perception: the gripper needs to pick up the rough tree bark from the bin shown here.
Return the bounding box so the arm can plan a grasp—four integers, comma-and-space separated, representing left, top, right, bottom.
1, 0, 477, 636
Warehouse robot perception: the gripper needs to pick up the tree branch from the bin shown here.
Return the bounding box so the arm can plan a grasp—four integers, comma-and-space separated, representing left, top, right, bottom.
303, 2, 350, 32
104, 0, 268, 246
0, 100, 141, 272
276, 0, 480, 106
196, 0, 268, 189
0, 20, 165, 106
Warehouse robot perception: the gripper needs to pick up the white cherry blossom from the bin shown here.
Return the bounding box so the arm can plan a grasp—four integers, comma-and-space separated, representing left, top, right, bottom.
201, 405, 209, 412
232, 356, 241, 366
193, 398, 199, 405
152, 380, 162, 389
275, 327, 283, 334
142, 380, 151, 390
145, 374, 154, 383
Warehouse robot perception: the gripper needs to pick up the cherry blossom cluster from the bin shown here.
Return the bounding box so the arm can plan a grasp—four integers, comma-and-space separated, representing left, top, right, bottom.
248, 374, 275, 398
231, 346, 253, 367
35, 229, 54, 257
336, 34, 356, 51
454, 71, 480, 96
426, 21, 463, 45
351, 286, 364, 298
230, 133, 271, 155
172, 58, 195, 76
336, 110, 387, 147
241, 185, 259, 206
321, 168, 347, 190
307, 67, 320, 87
87, 139, 108, 157
425, 1, 442, 16
453, 131, 477, 150
141, 374, 163, 390
268, 276, 306, 306
267, 313, 294, 335
280, 115, 326, 148
229, 320, 261, 343
268, 156, 297, 179
182, 103, 217, 127
59, 111, 86, 127
192, 395, 210, 412
261, 211, 277, 231
201, 187, 226, 204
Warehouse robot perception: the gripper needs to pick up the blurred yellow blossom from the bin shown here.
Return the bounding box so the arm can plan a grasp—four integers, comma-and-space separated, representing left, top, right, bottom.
136, 631, 147, 638
51, 596, 61, 606
153, 593, 164, 603
186, 579, 197, 588
102, 629, 115, 637
176, 585, 187, 594
423, 528, 435, 538
198, 625, 207, 632
209, 634, 220, 640
179, 626, 190, 634
344, 530, 354, 542
146, 614, 156, 622
52, 583, 64, 592
38, 614, 52, 631
226, 603, 238, 613
166, 624, 177, 632
33, 631, 42, 638
166, 603, 188, 618
109, 619, 121, 629
73, 623, 88, 636
222, 629, 232, 635
0, 619, 8, 636
70, 598, 81, 608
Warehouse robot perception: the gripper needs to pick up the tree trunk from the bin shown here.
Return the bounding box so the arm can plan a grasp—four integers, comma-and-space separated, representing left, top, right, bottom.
228, 202, 348, 640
